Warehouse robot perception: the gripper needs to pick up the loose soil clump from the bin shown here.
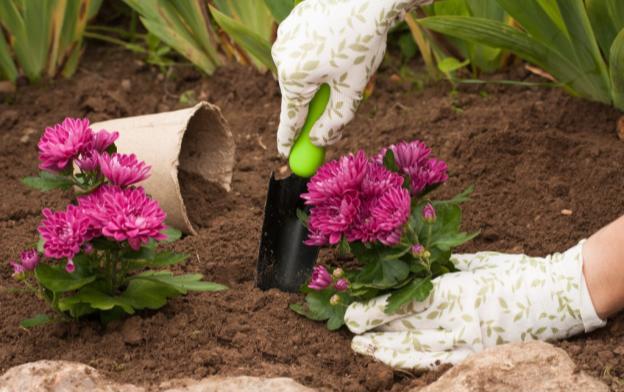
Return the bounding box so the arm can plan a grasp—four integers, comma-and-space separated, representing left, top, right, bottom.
1, 46, 623, 391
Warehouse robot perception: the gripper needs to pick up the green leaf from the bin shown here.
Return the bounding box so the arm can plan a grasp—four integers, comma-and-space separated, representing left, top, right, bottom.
36, 236, 45, 253
0, 28, 17, 82
264, 0, 295, 23
131, 271, 227, 294
385, 277, 433, 314
120, 279, 176, 310
21, 171, 74, 192
586, 0, 624, 56
432, 231, 480, 251
210, 5, 276, 74
35, 264, 96, 293
437, 56, 470, 74
149, 251, 189, 267
610, 29, 624, 111
20, 313, 53, 328
161, 226, 182, 242
353, 259, 410, 290
60, 286, 135, 314
382, 149, 400, 173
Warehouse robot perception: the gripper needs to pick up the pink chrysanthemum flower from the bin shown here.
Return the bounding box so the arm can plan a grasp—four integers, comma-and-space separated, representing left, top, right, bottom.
99, 152, 151, 187
75, 150, 101, 172
80, 185, 166, 250
305, 193, 360, 246
91, 129, 119, 152
376, 140, 448, 196
38, 205, 90, 260
302, 150, 368, 205
38, 118, 94, 172
348, 180, 410, 246
9, 260, 25, 275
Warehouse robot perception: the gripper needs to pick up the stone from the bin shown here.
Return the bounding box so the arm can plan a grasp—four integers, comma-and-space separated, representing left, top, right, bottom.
159, 377, 315, 392
416, 341, 609, 392
0, 360, 144, 392
618, 116, 624, 141
0, 361, 315, 392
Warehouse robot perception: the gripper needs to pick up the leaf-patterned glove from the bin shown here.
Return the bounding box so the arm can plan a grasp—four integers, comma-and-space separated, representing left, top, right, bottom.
344, 241, 606, 369
272, 0, 433, 157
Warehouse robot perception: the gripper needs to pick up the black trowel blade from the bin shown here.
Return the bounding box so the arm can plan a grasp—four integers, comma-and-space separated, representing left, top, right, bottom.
256, 172, 319, 292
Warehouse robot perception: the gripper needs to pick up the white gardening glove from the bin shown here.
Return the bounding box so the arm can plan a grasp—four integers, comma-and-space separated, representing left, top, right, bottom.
344, 241, 606, 369
272, 0, 433, 157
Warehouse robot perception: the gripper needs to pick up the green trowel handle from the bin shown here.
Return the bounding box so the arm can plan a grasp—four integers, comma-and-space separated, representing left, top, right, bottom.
288, 84, 331, 178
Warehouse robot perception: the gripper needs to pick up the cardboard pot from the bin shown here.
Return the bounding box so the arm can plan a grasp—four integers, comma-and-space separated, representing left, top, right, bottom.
91, 102, 235, 235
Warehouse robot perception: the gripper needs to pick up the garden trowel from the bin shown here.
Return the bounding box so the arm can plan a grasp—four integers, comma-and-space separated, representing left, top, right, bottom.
256, 84, 331, 292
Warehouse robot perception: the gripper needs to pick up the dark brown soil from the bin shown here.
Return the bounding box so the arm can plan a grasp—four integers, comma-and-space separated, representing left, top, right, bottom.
1, 45, 624, 391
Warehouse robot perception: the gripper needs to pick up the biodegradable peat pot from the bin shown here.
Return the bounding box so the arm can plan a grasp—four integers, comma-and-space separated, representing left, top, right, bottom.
91, 102, 235, 235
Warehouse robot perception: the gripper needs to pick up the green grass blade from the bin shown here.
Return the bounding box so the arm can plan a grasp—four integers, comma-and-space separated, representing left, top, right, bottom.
610, 29, 624, 110
555, 0, 611, 104
140, 17, 218, 74
587, 0, 624, 57
169, 0, 222, 66
0, 29, 17, 82
210, 5, 275, 73
264, 0, 295, 23
419, 16, 588, 97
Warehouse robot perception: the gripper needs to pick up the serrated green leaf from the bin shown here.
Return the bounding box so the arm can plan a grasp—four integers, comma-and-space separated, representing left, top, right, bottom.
121, 278, 180, 310
161, 226, 182, 242
60, 286, 135, 314
21, 172, 74, 192
35, 263, 96, 293
385, 277, 433, 314
353, 259, 410, 290
131, 271, 227, 294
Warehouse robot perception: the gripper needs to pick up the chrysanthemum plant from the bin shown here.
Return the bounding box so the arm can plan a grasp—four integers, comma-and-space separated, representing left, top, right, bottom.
10, 118, 226, 328
292, 141, 478, 330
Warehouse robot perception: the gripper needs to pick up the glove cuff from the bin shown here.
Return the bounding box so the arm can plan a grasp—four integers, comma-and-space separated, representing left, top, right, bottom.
576, 240, 607, 332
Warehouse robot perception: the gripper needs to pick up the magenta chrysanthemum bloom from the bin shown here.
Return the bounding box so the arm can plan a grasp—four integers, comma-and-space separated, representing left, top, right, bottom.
20, 249, 40, 271
99, 152, 151, 187
75, 150, 101, 172
38, 205, 90, 260
376, 140, 448, 196
80, 185, 166, 250
305, 193, 360, 246
76, 186, 109, 240
302, 150, 368, 205
91, 129, 119, 152
308, 265, 332, 291
38, 118, 94, 172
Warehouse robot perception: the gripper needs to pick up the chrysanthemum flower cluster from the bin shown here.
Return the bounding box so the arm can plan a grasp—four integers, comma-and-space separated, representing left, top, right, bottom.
294, 140, 475, 331
9, 118, 225, 328
302, 141, 448, 247
25, 118, 162, 273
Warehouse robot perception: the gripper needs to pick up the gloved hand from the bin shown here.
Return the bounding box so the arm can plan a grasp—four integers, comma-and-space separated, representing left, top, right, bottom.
344, 241, 606, 369
272, 0, 432, 157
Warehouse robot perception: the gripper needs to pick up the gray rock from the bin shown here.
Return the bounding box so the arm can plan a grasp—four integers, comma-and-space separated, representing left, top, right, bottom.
159, 376, 315, 392
416, 341, 609, 392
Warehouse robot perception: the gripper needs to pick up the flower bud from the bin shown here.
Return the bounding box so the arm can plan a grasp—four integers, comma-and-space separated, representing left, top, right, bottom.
65, 259, 75, 273
308, 265, 332, 291
411, 244, 425, 256
423, 203, 436, 223
329, 294, 341, 306
20, 249, 40, 271
334, 278, 349, 292
9, 260, 25, 275
332, 268, 344, 278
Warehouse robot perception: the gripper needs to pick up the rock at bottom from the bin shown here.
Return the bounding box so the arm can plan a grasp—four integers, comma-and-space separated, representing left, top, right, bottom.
416, 341, 609, 392
0, 360, 314, 392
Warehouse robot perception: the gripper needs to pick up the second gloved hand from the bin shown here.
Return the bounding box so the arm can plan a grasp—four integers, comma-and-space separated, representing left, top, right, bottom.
344, 242, 606, 369
272, 0, 432, 157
